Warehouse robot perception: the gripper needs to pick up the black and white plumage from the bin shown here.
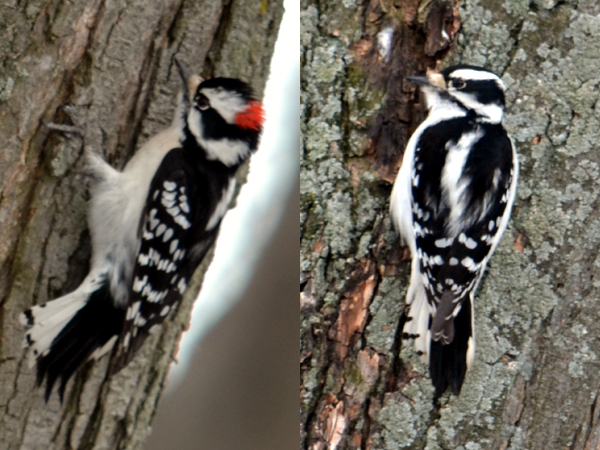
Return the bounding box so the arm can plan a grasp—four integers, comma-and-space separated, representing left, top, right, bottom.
390, 65, 518, 398
21, 60, 265, 400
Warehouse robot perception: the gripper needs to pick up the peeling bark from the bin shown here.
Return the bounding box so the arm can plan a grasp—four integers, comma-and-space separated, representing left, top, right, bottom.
301, 0, 600, 449
0, 1, 283, 448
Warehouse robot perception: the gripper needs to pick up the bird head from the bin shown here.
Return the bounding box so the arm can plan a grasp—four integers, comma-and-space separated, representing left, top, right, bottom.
408, 65, 506, 124
174, 59, 265, 166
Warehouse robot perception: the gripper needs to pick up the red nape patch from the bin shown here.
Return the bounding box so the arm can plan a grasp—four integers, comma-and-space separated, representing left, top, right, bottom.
234, 100, 265, 130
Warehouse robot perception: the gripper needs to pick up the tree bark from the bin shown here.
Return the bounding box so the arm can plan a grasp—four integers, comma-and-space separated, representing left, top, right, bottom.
0, 1, 282, 449
301, 0, 600, 449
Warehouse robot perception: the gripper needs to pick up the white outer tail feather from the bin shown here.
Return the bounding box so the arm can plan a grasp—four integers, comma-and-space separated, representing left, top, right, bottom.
402, 280, 431, 364
466, 303, 476, 370
20, 291, 87, 369
403, 278, 477, 371
20, 272, 109, 369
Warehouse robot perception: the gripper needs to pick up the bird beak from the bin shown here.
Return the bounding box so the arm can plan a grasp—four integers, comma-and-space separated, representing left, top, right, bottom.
173, 58, 203, 104
174, 57, 191, 86
407, 73, 446, 89
174, 58, 191, 107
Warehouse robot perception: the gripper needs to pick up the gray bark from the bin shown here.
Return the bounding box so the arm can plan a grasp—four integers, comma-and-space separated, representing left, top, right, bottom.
300, 0, 600, 449
0, 1, 282, 449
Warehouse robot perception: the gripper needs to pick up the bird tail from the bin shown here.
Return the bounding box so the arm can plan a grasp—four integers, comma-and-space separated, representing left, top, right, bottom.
402, 281, 431, 364
20, 276, 124, 401
429, 297, 475, 399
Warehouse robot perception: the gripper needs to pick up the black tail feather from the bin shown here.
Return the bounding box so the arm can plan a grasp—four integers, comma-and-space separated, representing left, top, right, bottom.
429, 298, 472, 400
36, 281, 125, 402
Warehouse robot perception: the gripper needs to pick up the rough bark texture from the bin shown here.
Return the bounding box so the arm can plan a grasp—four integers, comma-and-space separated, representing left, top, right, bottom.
300, 0, 600, 449
0, 1, 282, 449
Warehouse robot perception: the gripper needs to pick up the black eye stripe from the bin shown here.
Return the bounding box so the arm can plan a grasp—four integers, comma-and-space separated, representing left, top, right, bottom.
449, 79, 505, 107
451, 79, 466, 89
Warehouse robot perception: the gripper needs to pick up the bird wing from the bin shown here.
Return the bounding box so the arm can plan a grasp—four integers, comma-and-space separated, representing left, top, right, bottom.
112, 148, 220, 372
412, 119, 515, 343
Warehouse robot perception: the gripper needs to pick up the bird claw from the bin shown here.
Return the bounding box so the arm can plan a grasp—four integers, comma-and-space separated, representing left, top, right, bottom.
43, 120, 84, 136
43, 104, 86, 137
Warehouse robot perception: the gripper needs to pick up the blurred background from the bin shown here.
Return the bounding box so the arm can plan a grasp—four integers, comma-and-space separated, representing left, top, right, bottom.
146, 0, 299, 448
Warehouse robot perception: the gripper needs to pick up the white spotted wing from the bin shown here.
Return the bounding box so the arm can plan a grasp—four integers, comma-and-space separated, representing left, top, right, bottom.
112, 148, 224, 371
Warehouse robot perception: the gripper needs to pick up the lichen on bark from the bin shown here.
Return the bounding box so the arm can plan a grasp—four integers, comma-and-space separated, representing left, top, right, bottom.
301, 0, 600, 449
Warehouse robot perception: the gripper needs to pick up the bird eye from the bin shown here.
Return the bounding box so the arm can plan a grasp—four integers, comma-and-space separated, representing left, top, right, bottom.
452, 79, 466, 90
195, 93, 210, 110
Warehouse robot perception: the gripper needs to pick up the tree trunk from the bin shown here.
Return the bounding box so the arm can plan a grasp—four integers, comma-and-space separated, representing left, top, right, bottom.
301, 0, 600, 449
0, 1, 282, 448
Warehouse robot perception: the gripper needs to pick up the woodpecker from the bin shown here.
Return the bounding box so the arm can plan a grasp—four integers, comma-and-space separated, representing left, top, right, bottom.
389, 65, 518, 398
21, 60, 265, 400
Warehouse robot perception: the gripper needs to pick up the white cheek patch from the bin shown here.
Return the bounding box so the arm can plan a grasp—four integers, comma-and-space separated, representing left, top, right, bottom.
187, 107, 251, 166
201, 87, 247, 124
203, 138, 251, 166
452, 91, 504, 123
422, 88, 467, 121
